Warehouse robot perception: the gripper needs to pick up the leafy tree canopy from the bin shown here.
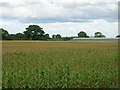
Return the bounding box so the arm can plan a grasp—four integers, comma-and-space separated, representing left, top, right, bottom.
0, 28, 9, 40
52, 34, 61, 39
24, 25, 45, 40
94, 32, 105, 37
78, 31, 89, 38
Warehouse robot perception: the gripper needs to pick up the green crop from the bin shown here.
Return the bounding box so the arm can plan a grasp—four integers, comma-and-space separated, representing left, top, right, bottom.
2, 41, 118, 88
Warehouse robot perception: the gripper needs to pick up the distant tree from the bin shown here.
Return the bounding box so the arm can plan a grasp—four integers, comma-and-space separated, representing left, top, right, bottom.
15, 33, 27, 40
7, 34, 16, 40
116, 35, 120, 38
52, 34, 62, 39
23, 25, 45, 40
94, 32, 105, 37
78, 31, 89, 38
7, 33, 27, 40
45, 34, 50, 39
56, 34, 61, 38
63, 37, 73, 41
0, 28, 9, 40
52, 34, 56, 38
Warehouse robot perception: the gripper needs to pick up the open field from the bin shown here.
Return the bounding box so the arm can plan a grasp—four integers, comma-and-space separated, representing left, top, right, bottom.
2, 41, 118, 88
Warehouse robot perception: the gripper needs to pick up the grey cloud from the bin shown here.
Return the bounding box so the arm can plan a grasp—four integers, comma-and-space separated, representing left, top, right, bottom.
0, 2, 24, 8
0, 0, 118, 23
19, 17, 93, 23
1, 2, 9, 7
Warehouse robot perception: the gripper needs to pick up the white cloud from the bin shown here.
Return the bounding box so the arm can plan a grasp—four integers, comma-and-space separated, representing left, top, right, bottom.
0, 20, 9, 26
0, 0, 118, 22
0, 0, 118, 37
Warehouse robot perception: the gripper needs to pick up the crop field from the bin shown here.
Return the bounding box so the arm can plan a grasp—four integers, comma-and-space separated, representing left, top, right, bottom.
2, 41, 118, 88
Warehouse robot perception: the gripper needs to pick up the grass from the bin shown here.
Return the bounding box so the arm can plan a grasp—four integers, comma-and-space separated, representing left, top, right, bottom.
2, 41, 118, 88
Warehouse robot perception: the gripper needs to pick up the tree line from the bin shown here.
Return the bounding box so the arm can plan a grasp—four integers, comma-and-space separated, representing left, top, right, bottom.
0, 24, 118, 41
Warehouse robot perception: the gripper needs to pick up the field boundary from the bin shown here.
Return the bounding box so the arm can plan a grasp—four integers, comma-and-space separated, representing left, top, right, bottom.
0, 40, 117, 43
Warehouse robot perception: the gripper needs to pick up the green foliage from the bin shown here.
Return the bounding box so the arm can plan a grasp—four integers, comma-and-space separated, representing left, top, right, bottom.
78, 31, 89, 38
7, 33, 27, 40
52, 34, 61, 39
0, 26, 108, 41
56, 34, 61, 38
0, 28, 9, 40
94, 32, 105, 37
16, 33, 26, 39
24, 25, 45, 40
51, 35, 73, 41
62, 37, 73, 41
0, 26, 50, 40
52, 34, 56, 39
48, 38, 64, 41
44, 34, 50, 39
2, 42, 118, 88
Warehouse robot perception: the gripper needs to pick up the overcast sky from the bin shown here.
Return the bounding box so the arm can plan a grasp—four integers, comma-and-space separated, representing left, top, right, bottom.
0, 0, 119, 37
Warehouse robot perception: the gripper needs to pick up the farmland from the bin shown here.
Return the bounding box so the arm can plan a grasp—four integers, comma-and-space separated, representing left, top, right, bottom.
2, 41, 118, 88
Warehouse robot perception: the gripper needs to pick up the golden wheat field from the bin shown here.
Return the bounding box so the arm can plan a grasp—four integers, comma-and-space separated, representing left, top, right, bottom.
2, 41, 119, 88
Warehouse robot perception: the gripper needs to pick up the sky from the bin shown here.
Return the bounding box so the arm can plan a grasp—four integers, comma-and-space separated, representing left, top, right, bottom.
0, 0, 119, 38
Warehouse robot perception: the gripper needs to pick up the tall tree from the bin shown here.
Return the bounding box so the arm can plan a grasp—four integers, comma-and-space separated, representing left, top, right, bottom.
78, 31, 89, 38
0, 28, 9, 40
52, 34, 62, 39
56, 34, 61, 38
7, 34, 17, 40
24, 25, 45, 40
52, 34, 56, 38
45, 34, 50, 39
15, 33, 26, 40
94, 32, 105, 37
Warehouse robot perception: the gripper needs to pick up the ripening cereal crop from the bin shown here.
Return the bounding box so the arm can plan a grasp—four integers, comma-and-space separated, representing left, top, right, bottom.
2, 41, 118, 88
